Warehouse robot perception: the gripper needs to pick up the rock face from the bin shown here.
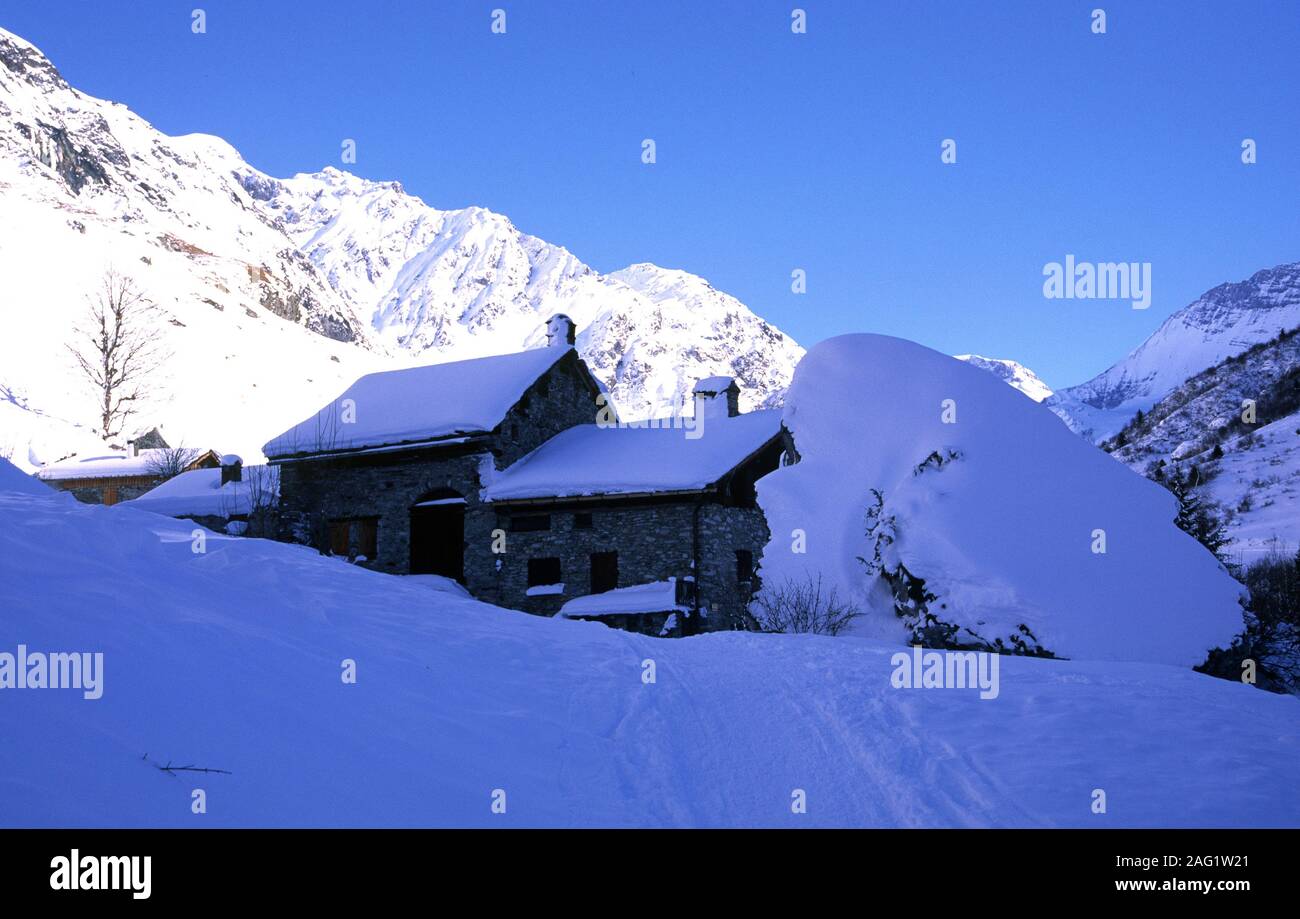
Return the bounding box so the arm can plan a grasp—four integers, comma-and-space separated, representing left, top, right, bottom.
0, 29, 368, 346
1046, 261, 1300, 442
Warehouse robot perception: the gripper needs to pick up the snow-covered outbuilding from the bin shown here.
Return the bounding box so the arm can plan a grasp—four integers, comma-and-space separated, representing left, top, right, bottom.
123, 456, 279, 535
35, 431, 221, 506
265, 317, 790, 633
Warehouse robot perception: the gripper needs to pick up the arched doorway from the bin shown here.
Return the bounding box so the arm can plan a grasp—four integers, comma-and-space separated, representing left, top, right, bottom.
409, 488, 465, 582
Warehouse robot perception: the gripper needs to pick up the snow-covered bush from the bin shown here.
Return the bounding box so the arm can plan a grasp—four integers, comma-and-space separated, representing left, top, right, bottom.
857, 486, 1053, 656
748, 574, 861, 636
755, 334, 1244, 666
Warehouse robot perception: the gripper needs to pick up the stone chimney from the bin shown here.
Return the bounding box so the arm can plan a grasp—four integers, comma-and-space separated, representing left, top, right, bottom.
693, 376, 740, 420
220, 454, 243, 485
125, 440, 137, 459
545, 313, 576, 348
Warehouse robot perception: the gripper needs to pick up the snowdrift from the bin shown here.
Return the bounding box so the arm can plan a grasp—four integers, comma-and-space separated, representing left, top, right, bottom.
757, 334, 1245, 666
3, 459, 1297, 827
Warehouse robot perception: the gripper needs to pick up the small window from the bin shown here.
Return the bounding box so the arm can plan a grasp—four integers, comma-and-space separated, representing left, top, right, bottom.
511, 514, 551, 533
329, 518, 380, 560
528, 557, 563, 588
591, 551, 618, 594
736, 550, 754, 583
573, 512, 593, 529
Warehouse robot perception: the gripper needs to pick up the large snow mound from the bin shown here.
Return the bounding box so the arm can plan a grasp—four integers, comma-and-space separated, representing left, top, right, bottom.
0, 458, 1297, 827
757, 334, 1245, 666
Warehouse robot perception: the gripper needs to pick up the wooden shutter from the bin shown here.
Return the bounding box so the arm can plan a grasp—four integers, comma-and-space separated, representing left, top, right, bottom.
329, 520, 351, 556
358, 519, 378, 560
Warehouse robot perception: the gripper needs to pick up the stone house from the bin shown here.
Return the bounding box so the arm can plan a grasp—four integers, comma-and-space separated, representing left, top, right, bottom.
265, 315, 792, 635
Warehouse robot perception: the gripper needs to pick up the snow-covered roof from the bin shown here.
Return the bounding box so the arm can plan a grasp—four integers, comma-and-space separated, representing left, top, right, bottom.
693, 376, 737, 393
35, 448, 214, 481
264, 347, 574, 459
123, 465, 279, 518
483, 410, 783, 502
560, 579, 686, 618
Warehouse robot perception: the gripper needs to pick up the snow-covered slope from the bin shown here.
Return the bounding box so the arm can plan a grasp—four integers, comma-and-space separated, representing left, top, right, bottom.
0, 27, 388, 467
0, 25, 802, 470
1104, 327, 1300, 561
757, 334, 1244, 665
1204, 411, 1300, 562
253, 167, 804, 417
954, 354, 1052, 402
1047, 261, 1300, 440
2, 460, 1297, 828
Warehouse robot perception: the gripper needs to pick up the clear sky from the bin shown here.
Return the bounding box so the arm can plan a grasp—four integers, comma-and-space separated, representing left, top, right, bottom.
4, 0, 1298, 388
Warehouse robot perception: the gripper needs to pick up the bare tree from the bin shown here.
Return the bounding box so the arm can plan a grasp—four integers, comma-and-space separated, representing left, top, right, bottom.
749, 574, 862, 636
145, 445, 199, 481
67, 269, 167, 439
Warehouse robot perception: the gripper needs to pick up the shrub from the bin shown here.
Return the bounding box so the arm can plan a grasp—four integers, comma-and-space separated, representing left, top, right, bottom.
750, 574, 862, 636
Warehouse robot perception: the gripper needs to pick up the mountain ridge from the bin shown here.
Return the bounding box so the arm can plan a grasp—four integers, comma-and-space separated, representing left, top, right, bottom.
1046, 261, 1300, 441
0, 25, 802, 469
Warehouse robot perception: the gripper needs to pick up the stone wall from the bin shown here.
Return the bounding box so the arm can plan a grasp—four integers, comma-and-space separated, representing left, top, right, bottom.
477, 498, 770, 632
60, 479, 158, 506
477, 502, 698, 617
696, 503, 770, 629
277, 445, 493, 575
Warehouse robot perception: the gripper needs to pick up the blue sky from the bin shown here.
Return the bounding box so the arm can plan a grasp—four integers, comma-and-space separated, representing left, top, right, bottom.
4, 0, 1298, 387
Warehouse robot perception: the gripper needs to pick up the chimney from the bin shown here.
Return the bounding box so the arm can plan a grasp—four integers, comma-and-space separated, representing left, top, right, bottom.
126, 440, 137, 459
693, 376, 740, 420
545, 313, 576, 348
220, 454, 243, 485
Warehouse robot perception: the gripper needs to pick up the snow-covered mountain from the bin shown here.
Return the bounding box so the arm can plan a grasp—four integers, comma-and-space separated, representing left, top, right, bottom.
954, 355, 1052, 402
248, 167, 804, 417
1047, 261, 1300, 441
0, 25, 802, 469
0, 27, 389, 466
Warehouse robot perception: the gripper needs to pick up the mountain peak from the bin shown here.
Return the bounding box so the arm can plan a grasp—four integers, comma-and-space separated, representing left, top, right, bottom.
954, 354, 1053, 402
1047, 258, 1300, 441
0, 28, 69, 93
